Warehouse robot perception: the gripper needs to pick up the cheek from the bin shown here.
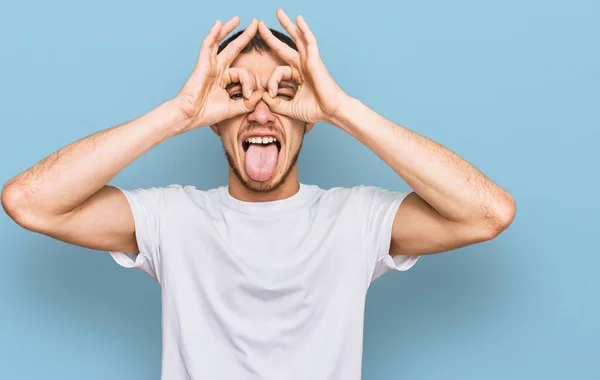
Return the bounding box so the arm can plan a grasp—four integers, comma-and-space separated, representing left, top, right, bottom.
216, 120, 242, 145
281, 120, 306, 145
292, 125, 307, 146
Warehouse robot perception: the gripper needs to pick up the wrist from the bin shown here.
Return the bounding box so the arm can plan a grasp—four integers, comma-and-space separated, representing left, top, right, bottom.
163, 98, 198, 135
325, 94, 360, 128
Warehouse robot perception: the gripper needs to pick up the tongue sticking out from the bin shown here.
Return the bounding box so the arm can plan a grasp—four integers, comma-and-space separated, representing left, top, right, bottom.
244, 143, 279, 181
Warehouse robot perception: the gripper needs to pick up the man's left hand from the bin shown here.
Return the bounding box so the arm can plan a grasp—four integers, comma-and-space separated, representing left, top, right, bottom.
258, 9, 348, 124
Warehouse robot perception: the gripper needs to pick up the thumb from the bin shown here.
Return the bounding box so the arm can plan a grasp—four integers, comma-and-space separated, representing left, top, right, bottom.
227, 90, 262, 118
261, 91, 293, 117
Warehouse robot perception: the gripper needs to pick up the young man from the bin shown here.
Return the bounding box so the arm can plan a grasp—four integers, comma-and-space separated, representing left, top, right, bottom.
2, 9, 515, 380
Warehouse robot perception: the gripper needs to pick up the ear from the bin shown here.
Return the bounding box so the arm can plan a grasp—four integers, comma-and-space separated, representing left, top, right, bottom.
210, 124, 220, 136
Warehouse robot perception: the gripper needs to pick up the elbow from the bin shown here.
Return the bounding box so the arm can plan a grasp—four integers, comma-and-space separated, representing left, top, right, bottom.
1, 183, 42, 231
481, 192, 516, 240
496, 191, 517, 230
466, 191, 516, 243
2, 182, 23, 221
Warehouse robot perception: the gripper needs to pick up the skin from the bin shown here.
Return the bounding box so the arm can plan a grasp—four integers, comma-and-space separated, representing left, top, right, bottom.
210, 51, 312, 198
1, 9, 515, 258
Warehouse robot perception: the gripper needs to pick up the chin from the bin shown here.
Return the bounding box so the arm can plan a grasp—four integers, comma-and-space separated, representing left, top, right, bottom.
223, 143, 302, 194
243, 177, 283, 193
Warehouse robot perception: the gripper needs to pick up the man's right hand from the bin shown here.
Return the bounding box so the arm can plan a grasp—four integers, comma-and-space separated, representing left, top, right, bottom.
173, 17, 263, 131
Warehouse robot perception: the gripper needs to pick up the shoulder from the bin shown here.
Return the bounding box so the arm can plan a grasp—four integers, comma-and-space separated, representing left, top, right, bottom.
117, 183, 220, 211
316, 184, 407, 204
309, 184, 409, 215
312, 184, 372, 198
162, 184, 224, 209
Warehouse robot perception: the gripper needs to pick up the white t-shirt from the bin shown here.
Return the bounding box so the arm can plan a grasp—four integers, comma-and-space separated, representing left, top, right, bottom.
110, 183, 418, 380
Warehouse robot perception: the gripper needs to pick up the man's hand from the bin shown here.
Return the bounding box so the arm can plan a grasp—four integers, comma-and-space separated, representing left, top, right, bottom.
258, 9, 347, 124
174, 17, 263, 131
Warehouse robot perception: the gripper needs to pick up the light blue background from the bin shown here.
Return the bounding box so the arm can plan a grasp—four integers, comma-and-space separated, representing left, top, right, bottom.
1, 0, 598, 379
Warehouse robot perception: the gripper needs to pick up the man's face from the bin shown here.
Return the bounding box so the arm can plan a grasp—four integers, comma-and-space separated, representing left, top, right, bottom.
211, 50, 310, 193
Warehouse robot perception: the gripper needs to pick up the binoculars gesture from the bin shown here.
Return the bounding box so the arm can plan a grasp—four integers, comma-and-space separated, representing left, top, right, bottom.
174, 17, 262, 131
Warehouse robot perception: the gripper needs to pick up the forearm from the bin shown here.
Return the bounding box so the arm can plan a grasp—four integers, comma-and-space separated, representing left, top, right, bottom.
3, 99, 188, 218
329, 96, 514, 227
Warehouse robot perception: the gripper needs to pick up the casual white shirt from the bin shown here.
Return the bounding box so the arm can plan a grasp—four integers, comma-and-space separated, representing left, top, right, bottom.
110, 183, 418, 380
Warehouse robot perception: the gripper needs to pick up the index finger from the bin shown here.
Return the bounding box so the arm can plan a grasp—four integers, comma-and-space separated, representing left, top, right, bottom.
227, 68, 257, 99
275, 9, 307, 57
219, 19, 259, 65
257, 21, 298, 64
197, 20, 223, 65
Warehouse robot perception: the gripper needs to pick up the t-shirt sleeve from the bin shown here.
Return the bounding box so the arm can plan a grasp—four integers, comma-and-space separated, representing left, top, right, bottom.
356, 185, 419, 282
109, 186, 165, 282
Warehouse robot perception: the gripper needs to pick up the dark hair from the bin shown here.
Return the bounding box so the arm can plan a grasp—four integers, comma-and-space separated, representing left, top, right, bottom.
217, 28, 298, 55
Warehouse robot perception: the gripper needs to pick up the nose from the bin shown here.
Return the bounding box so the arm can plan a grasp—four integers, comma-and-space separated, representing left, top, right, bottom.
247, 99, 276, 125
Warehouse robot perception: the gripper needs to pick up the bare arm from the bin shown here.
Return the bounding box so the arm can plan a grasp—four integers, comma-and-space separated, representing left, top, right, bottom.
329, 96, 516, 255
255, 11, 516, 257
2, 101, 187, 253
2, 17, 261, 254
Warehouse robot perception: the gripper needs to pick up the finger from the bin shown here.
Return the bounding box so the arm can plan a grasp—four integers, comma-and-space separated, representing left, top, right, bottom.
198, 20, 223, 64
228, 90, 263, 118
267, 66, 293, 97
296, 15, 320, 58
212, 16, 242, 57
228, 68, 256, 99
216, 16, 240, 43
219, 19, 258, 65
258, 20, 298, 63
261, 91, 292, 117
275, 9, 307, 57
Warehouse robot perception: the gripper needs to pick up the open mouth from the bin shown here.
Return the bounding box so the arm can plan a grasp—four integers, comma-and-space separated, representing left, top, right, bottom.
241, 136, 283, 182
242, 138, 282, 153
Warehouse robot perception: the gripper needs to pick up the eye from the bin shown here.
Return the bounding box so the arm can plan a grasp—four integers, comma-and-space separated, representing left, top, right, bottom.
277, 92, 294, 100
227, 84, 243, 100
230, 92, 243, 100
